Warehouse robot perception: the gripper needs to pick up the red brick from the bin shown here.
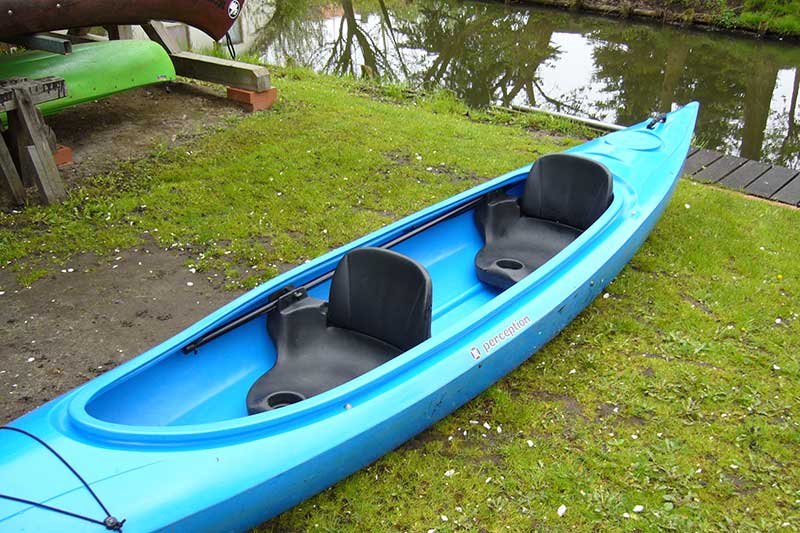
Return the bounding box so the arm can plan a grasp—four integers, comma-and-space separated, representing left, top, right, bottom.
53, 144, 73, 167
227, 87, 278, 112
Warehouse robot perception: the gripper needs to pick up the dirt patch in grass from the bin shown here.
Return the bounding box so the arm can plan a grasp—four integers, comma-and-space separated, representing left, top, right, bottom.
0, 246, 241, 423
50, 81, 243, 186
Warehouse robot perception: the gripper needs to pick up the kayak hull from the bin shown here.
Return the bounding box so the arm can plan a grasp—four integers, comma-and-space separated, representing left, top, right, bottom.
0, 41, 176, 120
0, 0, 245, 41
0, 104, 698, 532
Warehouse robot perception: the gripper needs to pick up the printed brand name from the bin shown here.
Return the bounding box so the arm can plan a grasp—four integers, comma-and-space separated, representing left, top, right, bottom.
469, 315, 532, 360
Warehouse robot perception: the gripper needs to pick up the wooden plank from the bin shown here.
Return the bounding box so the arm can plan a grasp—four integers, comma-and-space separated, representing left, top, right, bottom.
693, 154, 748, 184
0, 77, 67, 112
718, 160, 771, 190
26, 145, 65, 204
12, 88, 65, 204
57, 30, 107, 44
105, 25, 134, 40
682, 148, 722, 176
142, 21, 182, 55
5, 33, 72, 54
6, 106, 34, 186
0, 133, 25, 205
143, 21, 271, 91
772, 176, 800, 207
171, 52, 272, 92
745, 165, 798, 198
687, 146, 700, 158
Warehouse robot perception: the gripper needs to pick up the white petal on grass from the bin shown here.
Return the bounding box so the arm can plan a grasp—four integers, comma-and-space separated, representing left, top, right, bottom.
557, 504, 567, 517
527, 440, 534, 447
633, 505, 644, 513
440, 515, 448, 522
444, 469, 455, 478
684, 203, 691, 209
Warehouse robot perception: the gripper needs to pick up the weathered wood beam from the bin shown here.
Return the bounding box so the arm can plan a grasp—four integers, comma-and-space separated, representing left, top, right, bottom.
26, 144, 64, 204
141, 21, 182, 55
105, 25, 134, 41
39, 31, 104, 44
0, 77, 67, 112
143, 21, 271, 92
171, 52, 272, 92
11, 88, 65, 204
4, 33, 72, 54
61, 29, 107, 43
0, 133, 25, 205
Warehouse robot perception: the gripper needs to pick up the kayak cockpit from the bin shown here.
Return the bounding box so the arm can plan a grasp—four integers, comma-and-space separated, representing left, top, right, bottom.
79, 154, 619, 430
475, 154, 613, 289
83, 203, 498, 427
246, 248, 433, 414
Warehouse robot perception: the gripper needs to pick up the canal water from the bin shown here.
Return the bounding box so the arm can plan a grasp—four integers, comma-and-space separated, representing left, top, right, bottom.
241, 0, 800, 169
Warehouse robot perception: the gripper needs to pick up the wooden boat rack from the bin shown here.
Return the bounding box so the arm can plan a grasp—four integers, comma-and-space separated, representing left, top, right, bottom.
1, 21, 276, 206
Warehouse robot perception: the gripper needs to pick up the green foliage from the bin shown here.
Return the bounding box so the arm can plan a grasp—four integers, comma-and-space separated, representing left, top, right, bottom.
709, 0, 800, 34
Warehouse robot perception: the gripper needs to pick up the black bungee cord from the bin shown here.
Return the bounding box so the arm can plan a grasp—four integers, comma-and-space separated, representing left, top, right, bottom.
0, 426, 125, 531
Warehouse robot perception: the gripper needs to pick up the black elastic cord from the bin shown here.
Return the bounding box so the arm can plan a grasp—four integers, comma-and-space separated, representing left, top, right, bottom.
0, 493, 111, 528
226, 32, 237, 60
0, 426, 125, 531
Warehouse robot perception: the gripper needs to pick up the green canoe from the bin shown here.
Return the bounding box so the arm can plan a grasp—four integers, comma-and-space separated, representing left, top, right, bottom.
0, 40, 176, 117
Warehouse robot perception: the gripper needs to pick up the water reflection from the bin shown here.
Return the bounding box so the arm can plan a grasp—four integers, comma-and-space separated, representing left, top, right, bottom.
246, 0, 800, 168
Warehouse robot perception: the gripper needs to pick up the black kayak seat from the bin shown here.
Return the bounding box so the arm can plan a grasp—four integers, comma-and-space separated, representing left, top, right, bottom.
475, 153, 613, 290
247, 247, 432, 414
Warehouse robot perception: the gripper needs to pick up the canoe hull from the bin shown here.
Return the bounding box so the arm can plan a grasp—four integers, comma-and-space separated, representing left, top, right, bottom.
0, 104, 698, 532
0, 41, 176, 119
0, 0, 245, 41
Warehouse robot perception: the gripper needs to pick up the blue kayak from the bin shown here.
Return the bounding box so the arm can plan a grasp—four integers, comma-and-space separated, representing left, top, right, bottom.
0, 103, 698, 532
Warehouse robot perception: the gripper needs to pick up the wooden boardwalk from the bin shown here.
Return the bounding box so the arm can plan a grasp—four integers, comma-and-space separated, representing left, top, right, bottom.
683, 148, 800, 207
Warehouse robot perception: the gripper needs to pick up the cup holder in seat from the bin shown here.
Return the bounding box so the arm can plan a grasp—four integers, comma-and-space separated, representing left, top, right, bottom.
496, 259, 524, 271
266, 391, 306, 410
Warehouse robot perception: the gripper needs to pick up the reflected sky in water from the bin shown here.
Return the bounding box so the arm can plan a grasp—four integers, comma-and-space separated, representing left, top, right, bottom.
245, 0, 800, 168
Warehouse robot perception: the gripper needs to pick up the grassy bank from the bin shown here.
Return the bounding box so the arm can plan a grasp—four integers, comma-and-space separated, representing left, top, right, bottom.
512, 0, 800, 37
1, 69, 799, 531
0, 71, 587, 289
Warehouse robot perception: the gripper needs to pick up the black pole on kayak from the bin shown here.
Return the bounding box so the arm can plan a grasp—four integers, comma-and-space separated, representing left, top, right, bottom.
182, 193, 489, 354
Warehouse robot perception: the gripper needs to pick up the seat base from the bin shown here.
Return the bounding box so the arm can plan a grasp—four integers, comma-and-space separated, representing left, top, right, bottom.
474, 191, 582, 290
475, 216, 581, 290
246, 291, 401, 415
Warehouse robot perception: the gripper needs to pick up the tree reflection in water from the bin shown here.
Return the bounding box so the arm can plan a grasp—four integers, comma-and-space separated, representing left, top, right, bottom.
252, 0, 800, 168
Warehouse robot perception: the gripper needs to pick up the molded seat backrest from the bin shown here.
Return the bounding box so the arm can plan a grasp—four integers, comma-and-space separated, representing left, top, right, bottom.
520, 154, 613, 231
327, 247, 432, 352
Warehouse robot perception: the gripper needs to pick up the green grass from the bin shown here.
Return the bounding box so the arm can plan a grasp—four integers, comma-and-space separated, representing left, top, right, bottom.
0, 69, 582, 290
2, 67, 798, 531
736, 0, 800, 35
669, 0, 800, 35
